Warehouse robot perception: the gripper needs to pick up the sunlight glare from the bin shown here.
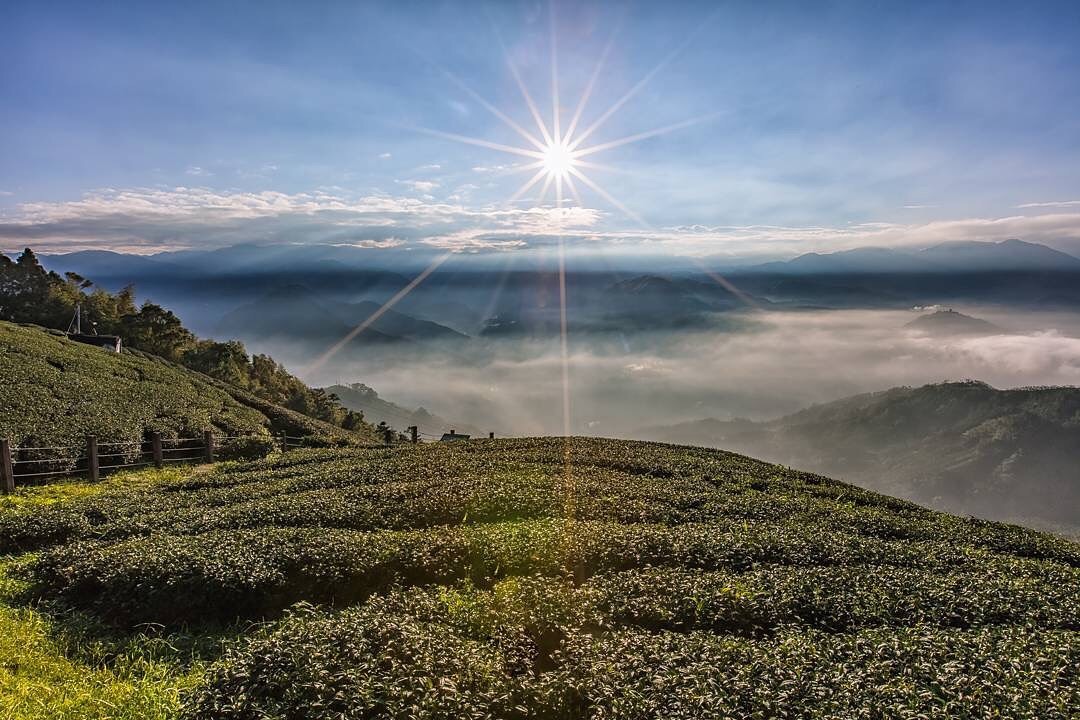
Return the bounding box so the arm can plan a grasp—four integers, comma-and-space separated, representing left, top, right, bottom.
542, 141, 576, 180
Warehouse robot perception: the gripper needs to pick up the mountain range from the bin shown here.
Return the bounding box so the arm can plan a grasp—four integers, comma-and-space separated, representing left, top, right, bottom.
635, 381, 1080, 535
737, 239, 1080, 274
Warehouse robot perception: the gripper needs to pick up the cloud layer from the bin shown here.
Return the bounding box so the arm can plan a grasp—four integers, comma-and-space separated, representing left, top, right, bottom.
4, 185, 1080, 258
277, 308, 1080, 437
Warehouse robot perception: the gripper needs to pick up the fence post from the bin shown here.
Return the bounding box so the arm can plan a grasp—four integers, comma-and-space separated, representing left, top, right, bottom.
383, 427, 395, 446
87, 436, 99, 483
1, 438, 13, 494
409, 426, 418, 444
151, 432, 163, 468
281, 431, 289, 452
203, 430, 215, 463
489, 431, 495, 439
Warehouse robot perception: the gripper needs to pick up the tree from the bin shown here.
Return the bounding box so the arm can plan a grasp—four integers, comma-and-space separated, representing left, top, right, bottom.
120, 302, 196, 361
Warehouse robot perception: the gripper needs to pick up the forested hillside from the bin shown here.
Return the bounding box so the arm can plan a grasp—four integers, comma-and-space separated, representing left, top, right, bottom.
0, 321, 379, 449
1, 248, 366, 432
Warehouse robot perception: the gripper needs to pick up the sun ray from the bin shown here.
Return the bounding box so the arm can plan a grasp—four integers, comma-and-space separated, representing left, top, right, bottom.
305, 253, 452, 374
549, 1, 561, 144
538, 171, 555, 204
439, 68, 548, 151
500, 159, 547, 177
573, 158, 646, 178
414, 127, 544, 160
567, 15, 716, 152
572, 114, 717, 158
508, 167, 549, 204
689, 258, 763, 311
564, 22, 621, 143
564, 172, 584, 208
494, 26, 555, 148
567, 164, 649, 227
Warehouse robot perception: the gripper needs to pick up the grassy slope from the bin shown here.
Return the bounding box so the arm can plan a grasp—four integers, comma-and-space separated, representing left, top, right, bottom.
0, 438, 1077, 718
0, 321, 379, 448
0, 468, 205, 720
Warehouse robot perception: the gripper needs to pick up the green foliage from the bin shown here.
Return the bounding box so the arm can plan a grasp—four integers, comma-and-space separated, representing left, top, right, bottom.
216, 435, 279, 462
6, 438, 1079, 717
0, 321, 376, 466
0, 247, 373, 433
185, 585, 1080, 720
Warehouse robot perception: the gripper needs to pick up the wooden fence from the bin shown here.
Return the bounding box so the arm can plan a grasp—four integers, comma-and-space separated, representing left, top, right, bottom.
0, 432, 308, 494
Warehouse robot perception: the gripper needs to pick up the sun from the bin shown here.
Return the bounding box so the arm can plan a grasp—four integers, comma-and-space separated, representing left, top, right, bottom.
417, 14, 710, 221
542, 141, 576, 180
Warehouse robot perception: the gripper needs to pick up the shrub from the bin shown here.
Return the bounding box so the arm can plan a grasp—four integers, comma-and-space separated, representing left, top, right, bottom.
216, 435, 278, 462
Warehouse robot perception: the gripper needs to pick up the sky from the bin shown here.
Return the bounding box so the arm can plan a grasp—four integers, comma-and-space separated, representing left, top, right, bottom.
3, 0, 1080, 259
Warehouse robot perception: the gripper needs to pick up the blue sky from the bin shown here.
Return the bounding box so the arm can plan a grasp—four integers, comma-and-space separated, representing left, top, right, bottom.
3, 0, 1080, 258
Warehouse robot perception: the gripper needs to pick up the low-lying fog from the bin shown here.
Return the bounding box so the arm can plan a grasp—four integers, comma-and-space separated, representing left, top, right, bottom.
277, 307, 1080, 437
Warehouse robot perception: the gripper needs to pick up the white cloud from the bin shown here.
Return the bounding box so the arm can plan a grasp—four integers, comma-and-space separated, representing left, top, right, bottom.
1016, 199, 1080, 209
418, 164, 442, 171
0, 191, 13, 197
378, 152, 392, 159
0, 186, 601, 254
185, 166, 213, 177
5, 183, 1080, 258
472, 164, 514, 174
396, 179, 440, 193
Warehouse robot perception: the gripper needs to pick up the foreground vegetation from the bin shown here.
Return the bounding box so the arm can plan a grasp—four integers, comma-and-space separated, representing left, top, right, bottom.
1, 438, 1076, 718
0, 468, 209, 720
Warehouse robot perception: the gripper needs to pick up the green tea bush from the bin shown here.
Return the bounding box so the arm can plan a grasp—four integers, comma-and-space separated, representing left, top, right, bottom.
184, 584, 1080, 720
216, 435, 277, 462
5, 437, 1078, 716
0, 322, 376, 461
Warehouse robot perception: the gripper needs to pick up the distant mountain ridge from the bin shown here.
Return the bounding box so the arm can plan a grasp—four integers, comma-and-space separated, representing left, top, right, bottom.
635, 381, 1080, 534
325, 383, 480, 438
743, 239, 1080, 274
213, 284, 467, 349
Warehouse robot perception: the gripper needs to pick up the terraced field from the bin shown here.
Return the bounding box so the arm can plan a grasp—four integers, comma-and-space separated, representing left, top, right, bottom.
2, 437, 1077, 718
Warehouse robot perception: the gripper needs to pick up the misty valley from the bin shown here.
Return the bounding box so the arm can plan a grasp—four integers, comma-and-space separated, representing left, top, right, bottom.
37, 240, 1080, 534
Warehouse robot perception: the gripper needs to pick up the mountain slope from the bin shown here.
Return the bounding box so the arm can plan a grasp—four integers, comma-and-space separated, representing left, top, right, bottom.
0, 321, 378, 448
326, 382, 479, 437
2, 438, 1077, 717
635, 381, 1080, 533
919, 239, 1080, 271
214, 284, 465, 346
904, 309, 1001, 335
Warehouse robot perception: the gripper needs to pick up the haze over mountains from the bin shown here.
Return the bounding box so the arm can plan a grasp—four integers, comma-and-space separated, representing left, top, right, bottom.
13, 238, 1080, 534
635, 381, 1080, 535
32, 238, 1080, 341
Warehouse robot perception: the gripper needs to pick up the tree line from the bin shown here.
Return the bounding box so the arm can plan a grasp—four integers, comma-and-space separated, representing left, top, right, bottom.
0, 248, 367, 431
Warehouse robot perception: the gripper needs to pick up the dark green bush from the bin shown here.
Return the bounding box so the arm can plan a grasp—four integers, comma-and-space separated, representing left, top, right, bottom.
216, 435, 278, 462
184, 584, 1080, 720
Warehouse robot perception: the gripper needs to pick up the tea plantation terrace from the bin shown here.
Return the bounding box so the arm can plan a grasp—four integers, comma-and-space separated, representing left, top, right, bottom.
1, 437, 1076, 718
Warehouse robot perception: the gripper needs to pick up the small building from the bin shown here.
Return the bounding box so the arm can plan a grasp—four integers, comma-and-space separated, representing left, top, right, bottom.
440, 429, 470, 442
68, 333, 122, 353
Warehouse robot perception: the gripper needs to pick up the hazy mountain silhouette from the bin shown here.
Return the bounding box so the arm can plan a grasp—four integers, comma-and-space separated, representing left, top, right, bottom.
905, 309, 1001, 336
743, 239, 1080, 274
635, 381, 1080, 534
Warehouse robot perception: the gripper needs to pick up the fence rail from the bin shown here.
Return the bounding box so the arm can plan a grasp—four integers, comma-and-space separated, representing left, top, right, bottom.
1, 425, 497, 494
0, 431, 316, 494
